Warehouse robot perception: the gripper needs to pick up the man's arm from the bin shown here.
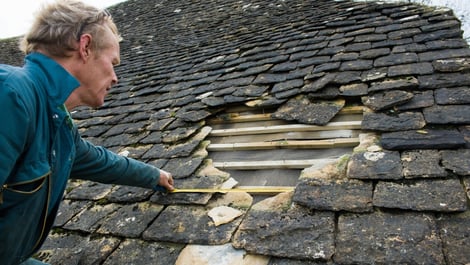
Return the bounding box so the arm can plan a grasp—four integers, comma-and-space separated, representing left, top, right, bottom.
70, 134, 171, 190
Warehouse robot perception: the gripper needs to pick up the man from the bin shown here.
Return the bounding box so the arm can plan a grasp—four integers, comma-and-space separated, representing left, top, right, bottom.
0, 1, 174, 264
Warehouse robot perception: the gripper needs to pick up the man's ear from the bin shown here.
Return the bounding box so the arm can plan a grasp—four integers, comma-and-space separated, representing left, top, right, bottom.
78, 34, 92, 62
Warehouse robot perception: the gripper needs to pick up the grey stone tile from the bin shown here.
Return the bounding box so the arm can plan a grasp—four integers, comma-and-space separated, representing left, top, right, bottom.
336, 211, 445, 264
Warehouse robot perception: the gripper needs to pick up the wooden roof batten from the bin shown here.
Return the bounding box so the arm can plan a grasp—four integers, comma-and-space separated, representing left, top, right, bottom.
206, 105, 364, 189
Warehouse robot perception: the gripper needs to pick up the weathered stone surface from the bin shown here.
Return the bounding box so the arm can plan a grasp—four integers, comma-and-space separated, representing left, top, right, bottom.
435, 87, 470, 104
53, 200, 91, 227
293, 157, 373, 213
339, 82, 368, 96
163, 156, 205, 179
433, 58, 470, 72
387, 62, 434, 77
175, 244, 269, 265
162, 123, 202, 143
144, 192, 252, 244
368, 76, 419, 92
65, 180, 113, 200
392, 43, 427, 53
63, 203, 120, 233
272, 79, 304, 94
103, 239, 183, 265
441, 149, 470, 176
176, 109, 212, 122
347, 150, 402, 180
395, 90, 435, 110
103, 121, 148, 137
272, 95, 345, 125
102, 132, 148, 147
233, 192, 335, 261
37, 233, 85, 264
333, 71, 362, 84
339, 59, 373, 71
381, 129, 466, 150
148, 117, 175, 131
423, 105, 470, 124
418, 73, 470, 89
401, 150, 447, 178
388, 28, 422, 40
79, 124, 112, 137
373, 178, 467, 212
233, 85, 269, 97
105, 185, 154, 203
335, 211, 444, 264
38, 233, 121, 265
419, 48, 470, 62
414, 27, 462, 43
148, 126, 211, 159
374, 52, 418, 67
355, 33, 387, 43
312, 61, 340, 73
359, 47, 390, 59
361, 67, 388, 82
253, 73, 287, 85
301, 73, 336, 93
362, 111, 425, 131
117, 144, 153, 159
437, 210, 470, 265
141, 131, 163, 144
97, 202, 164, 237
306, 86, 340, 99
362, 90, 414, 111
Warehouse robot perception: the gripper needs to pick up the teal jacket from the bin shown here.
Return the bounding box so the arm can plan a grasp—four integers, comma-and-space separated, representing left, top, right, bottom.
0, 53, 161, 265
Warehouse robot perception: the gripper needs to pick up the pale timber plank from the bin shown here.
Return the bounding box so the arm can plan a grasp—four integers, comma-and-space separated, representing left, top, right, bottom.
208, 129, 359, 144
207, 138, 359, 151
212, 158, 338, 170
210, 120, 362, 136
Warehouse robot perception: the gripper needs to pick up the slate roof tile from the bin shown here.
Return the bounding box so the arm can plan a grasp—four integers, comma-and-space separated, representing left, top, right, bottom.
2, 0, 470, 263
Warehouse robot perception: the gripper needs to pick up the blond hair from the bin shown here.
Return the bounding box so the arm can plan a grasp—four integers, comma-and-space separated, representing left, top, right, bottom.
20, 0, 121, 57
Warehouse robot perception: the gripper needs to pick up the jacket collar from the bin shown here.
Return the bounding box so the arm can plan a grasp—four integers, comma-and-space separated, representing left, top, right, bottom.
25, 52, 80, 106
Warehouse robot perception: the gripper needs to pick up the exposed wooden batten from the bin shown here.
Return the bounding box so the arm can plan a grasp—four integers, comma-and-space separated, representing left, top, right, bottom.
209, 129, 359, 144
208, 138, 359, 151
210, 120, 362, 137
207, 105, 363, 188
213, 158, 338, 170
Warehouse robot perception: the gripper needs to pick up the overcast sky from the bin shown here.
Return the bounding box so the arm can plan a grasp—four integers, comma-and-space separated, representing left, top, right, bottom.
0, 0, 125, 39
0, 0, 468, 40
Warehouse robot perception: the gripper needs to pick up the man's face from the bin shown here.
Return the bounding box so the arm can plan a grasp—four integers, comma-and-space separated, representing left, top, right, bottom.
74, 27, 120, 108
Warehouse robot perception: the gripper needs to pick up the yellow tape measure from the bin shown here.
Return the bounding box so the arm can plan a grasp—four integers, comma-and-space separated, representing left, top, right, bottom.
169, 186, 294, 194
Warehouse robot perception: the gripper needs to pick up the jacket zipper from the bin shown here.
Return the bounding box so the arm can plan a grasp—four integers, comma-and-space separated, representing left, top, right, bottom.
30, 173, 51, 253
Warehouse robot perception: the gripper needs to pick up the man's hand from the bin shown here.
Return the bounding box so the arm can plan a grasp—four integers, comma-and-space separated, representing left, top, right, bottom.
158, 169, 174, 191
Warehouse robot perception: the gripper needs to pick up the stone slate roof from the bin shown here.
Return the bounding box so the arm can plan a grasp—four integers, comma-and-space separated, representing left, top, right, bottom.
2, 0, 470, 264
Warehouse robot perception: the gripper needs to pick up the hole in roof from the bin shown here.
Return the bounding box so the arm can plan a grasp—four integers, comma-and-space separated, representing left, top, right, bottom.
206, 104, 363, 199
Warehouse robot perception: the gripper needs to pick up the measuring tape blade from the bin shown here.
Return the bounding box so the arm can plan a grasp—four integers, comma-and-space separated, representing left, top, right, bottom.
169, 187, 294, 194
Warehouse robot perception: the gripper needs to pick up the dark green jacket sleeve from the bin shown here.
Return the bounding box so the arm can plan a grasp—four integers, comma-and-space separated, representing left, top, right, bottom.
70, 131, 160, 189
